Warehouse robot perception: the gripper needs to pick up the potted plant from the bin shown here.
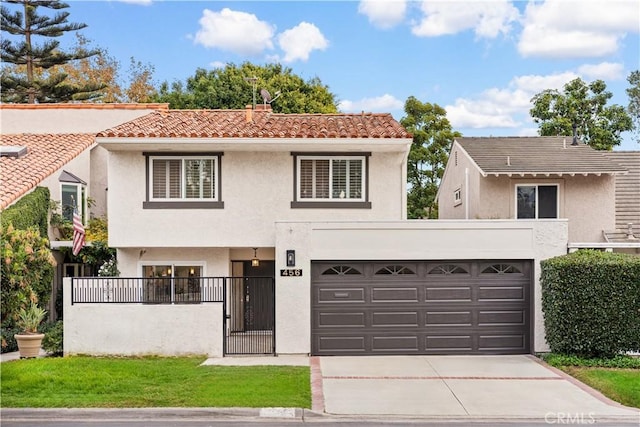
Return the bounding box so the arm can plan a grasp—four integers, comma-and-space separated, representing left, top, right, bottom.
14, 302, 47, 358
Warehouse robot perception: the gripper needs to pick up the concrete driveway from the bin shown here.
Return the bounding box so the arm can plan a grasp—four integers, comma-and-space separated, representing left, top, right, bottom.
312, 355, 640, 422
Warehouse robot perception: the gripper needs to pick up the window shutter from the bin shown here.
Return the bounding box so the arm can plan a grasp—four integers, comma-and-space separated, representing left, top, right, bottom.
348, 160, 362, 199
315, 159, 329, 198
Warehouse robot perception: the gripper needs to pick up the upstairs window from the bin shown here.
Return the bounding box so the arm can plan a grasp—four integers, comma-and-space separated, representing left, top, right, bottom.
59, 170, 87, 224
516, 185, 558, 219
292, 153, 371, 208
144, 153, 223, 209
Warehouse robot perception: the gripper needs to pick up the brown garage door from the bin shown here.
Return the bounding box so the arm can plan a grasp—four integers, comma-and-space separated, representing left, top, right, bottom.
311, 260, 532, 355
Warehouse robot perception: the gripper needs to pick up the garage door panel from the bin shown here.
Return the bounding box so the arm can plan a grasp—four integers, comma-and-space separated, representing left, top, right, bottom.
425, 335, 473, 352
426, 311, 473, 326
311, 260, 531, 356
371, 311, 419, 327
478, 310, 526, 326
318, 312, 366, 328
478, 286, 525, 302
371, 287, 419, 302
317, 287, 365, 303
478, 334, 526, 352
425, 287, 472, 302
372, 336, 419, 352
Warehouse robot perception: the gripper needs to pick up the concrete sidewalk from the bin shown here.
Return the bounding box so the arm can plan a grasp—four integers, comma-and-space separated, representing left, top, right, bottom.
314, 355, 640, 423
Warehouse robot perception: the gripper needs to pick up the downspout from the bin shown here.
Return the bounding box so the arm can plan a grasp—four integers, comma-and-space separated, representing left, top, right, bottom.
401, 148, 408, 219
465, 167, 469, 220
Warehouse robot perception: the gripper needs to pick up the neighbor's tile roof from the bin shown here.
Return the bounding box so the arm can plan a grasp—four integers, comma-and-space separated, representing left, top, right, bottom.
0, 133, 95, 209
97, 109, 412, 139
457, 136, 628, 175
605, 151, 640, 229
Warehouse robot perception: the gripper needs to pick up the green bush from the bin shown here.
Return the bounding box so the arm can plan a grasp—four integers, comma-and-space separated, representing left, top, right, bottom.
41, 321, 63, 356
0, 187, 50, 237
540, 353, 640, 369
1, 322, 20, 353
541, 250, 640, 358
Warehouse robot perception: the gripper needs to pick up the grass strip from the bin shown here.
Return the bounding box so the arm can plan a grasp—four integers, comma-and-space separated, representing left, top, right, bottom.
561, 367, 640, 409
1, 356, 311, 408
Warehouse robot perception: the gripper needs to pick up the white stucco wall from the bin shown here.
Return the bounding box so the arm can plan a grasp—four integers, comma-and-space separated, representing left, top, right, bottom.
274, 220, 569, 355
108, 150, 407, 248
63, 278, 223, 356
0, 108, 162, 133
437, 144, 481, 219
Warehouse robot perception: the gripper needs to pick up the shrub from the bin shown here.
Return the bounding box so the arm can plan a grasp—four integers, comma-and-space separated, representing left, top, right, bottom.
540, 353, 640, 369
541, 250, 640, 358
1, 322, 20, 353
41, 321, 64, 356
0, 224, 56, 324
0, 187, 50, 237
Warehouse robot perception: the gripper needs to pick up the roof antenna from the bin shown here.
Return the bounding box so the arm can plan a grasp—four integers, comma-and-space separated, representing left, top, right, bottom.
571, 123, 578, 146
244, 76, 258, 109
260, 88, 281, 106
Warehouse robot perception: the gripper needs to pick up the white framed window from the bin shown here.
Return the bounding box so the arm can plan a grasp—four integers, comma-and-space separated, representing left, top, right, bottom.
516, 184, 558, 219
59, 169, 88, 224
150, 157, 217, 201
144, 153, 223, 209
293, 153, 370, 205
453, 188, 462, 206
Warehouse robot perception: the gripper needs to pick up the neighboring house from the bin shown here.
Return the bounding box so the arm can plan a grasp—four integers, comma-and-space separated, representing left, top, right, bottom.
65, 106, 569, 358
437, 137, 640, 250
0, 103, 169, 317
602, 152, 640, 251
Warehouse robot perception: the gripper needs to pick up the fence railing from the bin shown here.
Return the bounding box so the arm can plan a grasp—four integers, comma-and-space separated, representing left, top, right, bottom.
71, 277, 225, 304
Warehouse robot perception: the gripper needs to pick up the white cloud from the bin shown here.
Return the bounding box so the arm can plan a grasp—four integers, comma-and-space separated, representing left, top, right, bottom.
339, 94, 404, 113
518, 0, 640, 58
412, 0, 519, 38
358, 0, 407, 29
194, 8, 275, 56
209, 61, 226, 69
577, 62, 625, 81
446, 71, 580, 130
277, 22, 328, 63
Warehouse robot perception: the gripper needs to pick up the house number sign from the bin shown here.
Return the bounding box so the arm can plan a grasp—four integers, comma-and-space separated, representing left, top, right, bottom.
280, 269, 303, 277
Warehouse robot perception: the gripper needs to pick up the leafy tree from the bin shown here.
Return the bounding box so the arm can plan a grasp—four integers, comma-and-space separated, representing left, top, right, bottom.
626, 70, 640, 144
530, 78, 632, 150
155, 62, 338, 113
400, 97, 461, 219
1, 0, 103, 103
124, 57, 156, 103
0, 225, 55, 325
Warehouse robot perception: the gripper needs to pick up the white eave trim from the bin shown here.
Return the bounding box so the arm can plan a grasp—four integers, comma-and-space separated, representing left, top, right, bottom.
485, 171, 627, 177
96, 136, 412, 153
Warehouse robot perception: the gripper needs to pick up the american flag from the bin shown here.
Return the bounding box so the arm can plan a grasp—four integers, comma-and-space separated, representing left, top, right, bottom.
72, 208, 85, 256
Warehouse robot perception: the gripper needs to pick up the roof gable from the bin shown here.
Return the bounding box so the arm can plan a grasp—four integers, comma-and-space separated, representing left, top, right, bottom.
0, 133, 95, 209
456, 136, 627, 176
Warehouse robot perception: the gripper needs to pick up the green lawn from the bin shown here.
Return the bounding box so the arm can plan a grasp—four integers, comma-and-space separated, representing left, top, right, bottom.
1, 356, 311, 408
561, 367, 640, 409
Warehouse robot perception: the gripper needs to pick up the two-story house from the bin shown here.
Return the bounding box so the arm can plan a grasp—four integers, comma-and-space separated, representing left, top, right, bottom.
65, 106, 571, 358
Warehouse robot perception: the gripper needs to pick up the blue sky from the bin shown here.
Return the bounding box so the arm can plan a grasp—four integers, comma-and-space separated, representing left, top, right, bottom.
57, 1, 640, 150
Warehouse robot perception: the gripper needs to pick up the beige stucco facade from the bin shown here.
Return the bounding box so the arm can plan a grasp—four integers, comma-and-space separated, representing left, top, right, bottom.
438, 142, 616, 243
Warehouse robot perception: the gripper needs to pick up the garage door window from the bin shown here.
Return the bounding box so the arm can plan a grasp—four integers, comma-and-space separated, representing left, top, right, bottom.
516, 185, 558, 219
322, 265, 363, 276
375, 265, 416, 275
481, 263, 522, 274
427, 264, 469, 275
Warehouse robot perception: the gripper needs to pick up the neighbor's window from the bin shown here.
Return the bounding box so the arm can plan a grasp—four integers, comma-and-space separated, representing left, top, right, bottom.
454, 188, 462, 206
61, 183, 86, 224
516, 185, 558, 219
142, 264, 203, 303
292, 153, 370, 208
144, 153, 223, 209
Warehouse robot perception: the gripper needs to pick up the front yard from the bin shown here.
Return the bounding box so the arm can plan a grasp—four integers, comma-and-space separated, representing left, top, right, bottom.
1, 356, 311, 408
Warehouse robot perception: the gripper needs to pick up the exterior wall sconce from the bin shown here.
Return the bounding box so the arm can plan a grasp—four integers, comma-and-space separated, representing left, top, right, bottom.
251, 247, 260, 267
286, 250, 296, 267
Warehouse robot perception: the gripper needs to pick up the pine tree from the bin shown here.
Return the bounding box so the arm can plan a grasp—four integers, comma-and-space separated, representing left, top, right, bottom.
1, 0, 103, 103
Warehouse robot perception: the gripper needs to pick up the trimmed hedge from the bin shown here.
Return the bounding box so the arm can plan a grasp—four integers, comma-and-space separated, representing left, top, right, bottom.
541, 250, 640, 358
1, 187, 50, 236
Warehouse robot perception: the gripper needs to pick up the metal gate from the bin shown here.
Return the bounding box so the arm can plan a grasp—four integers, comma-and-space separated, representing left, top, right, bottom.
223, 276, 275, 355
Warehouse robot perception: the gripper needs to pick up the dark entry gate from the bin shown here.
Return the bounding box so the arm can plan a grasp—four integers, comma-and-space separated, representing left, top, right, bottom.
224, 276, 275, 355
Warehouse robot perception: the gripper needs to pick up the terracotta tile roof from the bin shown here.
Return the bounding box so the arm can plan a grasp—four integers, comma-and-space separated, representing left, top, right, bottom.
96, 109, 412, 139
0, 103, 169, 110
0, 133, 95, 209
457, 136, 628, 175
605, 151, 640, 229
